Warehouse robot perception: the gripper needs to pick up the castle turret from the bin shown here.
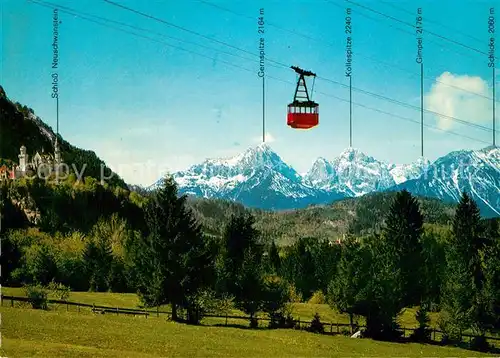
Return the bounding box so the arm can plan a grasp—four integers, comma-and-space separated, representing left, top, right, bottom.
18, 145, 28, 172
54, 139, 61, 165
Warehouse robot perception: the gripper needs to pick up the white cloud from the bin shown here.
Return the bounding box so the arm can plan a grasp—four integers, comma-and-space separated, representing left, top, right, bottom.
425, 72, 493, 130
252, 132, 276, 144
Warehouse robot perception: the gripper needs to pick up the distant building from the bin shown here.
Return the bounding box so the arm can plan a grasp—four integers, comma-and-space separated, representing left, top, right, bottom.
0, 140, 64, 180
0, 165, 15, 180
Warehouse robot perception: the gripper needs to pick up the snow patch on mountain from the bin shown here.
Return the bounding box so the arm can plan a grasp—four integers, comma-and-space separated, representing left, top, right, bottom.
394, 146, 500, 217
304, 148, 398, 197
150, 144, 498, 217
151, 143, 343, 210
389, 157, 431, 184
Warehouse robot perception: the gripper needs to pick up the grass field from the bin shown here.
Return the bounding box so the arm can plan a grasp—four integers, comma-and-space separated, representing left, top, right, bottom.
1, 306, 495, 357
1, 287, 438, 329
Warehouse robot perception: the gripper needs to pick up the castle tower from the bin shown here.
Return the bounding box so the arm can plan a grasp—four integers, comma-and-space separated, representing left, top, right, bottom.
53, 138, 63, 175
18, 145, 28, 172
54, 138, 61, 165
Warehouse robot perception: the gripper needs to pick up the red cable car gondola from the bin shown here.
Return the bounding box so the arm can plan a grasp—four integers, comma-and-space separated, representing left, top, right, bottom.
287, 66, 318, 129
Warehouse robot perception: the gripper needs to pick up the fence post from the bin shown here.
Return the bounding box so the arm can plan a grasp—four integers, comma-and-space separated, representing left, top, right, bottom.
116, 307, 119, 315
330, 323, 333, 333
11, 299, 13, 307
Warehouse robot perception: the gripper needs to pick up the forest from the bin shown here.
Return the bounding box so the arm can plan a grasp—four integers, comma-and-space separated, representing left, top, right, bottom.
1, 171, 499, 352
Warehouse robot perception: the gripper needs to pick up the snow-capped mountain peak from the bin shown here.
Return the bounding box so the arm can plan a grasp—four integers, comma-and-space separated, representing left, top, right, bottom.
149, 145, 498, 217
150, 144, 342, 209
223, 143, 286, 170
336, 147, 374, 163
304, 147, 396, 197
389, 156, 431, 185
395, 146, 500, 217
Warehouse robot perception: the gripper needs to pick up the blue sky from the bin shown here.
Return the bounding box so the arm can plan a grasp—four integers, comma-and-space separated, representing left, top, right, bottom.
2, 0, 498, 185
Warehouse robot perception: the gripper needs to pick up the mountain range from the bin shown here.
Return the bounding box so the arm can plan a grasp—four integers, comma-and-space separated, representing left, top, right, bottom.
1, 84, 497, 218
151, 143, 499, 218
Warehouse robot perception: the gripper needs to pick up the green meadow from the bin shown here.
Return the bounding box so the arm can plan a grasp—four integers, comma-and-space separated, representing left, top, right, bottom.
2, 288, 495, 357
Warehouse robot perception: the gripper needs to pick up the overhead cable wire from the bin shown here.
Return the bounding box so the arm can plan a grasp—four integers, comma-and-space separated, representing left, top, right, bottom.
103, 0, 289, 69
28, 0, 271, 76
325, 0, 479, 62
30, 0, 287, 73
379, 0, 485, 45
199, 0, 498, 103
28, 0, 496, 143
104, 0, 499, 134
343, 0, 499, 60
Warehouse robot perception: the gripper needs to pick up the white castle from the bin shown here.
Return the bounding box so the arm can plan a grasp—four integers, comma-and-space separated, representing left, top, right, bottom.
0, 140, 64, 180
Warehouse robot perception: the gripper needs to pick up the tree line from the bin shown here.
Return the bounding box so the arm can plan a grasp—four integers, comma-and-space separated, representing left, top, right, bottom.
1, 174, 499, 351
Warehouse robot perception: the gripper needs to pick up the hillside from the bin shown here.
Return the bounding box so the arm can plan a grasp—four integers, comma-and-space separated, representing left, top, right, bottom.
0, 86, 126, 189
186, 191, 457, 245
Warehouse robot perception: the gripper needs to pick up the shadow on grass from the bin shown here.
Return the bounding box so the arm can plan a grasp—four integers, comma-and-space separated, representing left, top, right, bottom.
381, 336, 500, 355
208, 323, 351, 336
210, 323, 270, 330
179, 319, 500, 354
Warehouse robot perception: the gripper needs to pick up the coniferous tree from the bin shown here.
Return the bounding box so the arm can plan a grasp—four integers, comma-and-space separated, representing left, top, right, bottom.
281, 238, 316, 300
483, 219, 500, 331
420, 225, 448, 309
361, 190, 424, 340
382, 190, 425, 337
268, 240, 281, 274
327, 237, 371, 333
364, 233, 404, 340
234, 247, 265, 326
311, 239, 340, 294
441, 192, 486, 341
129, 175, 214, 323
219, 212, 264, 325
383, 190, 424, 307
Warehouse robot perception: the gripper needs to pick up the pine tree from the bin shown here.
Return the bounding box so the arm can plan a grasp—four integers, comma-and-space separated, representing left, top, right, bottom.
235, 247, 264, 325
483, 219, 500, 331
327, 237, 371, 333
219, 212, 264, 326
311, 239, 340, 294
383, 190, 424, 307
223, 212, 260, 271
364, 234, 404, 340
282, 238, 316, 300
268, 240, 281, 274
129, 175, 214, 323
441, 192, 486, 341
361, 190, 424, 340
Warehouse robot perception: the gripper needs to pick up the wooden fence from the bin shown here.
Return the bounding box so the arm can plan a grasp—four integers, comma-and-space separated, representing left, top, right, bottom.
3, 295, 500, 345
